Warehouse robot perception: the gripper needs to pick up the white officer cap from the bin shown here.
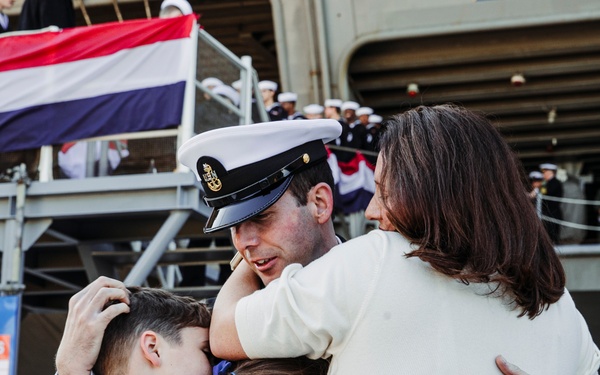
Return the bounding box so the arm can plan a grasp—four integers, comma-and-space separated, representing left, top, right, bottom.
303, 104, 324, 115
178, 119, 342, 233
368, 114, 382, 124
341, 101, 359, 112
324, 99, 343, 108
213, 85, 240, 106
160, 0, 193, 15
231, 79, 242, 91
529, 171, 543, 180
258, 80, 278, 92
539, 163, 558, 171
356, 107, 373, 117
278, 92, 298, 103
201, 77, 223, 89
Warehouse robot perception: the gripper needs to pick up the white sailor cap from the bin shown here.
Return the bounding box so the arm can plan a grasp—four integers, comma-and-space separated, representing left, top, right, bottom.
341, 101, 359, 112
178, 119, 342, 233
160, 0, 193, 15
324, 99, 343, 108
539, 163, 558, 171
368, 114, 382, 124
278, 92, 298, 103
201, 77, 223, 89
231, 79, 242, 91
258, 80, 278, 92
356, 107, 373, 117
303, 104, 324, 115
213, 85, 240, 106
529, 171, 544, 180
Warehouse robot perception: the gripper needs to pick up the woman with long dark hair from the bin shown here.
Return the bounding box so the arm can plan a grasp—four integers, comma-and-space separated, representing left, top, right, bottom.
211, 105, 600, 374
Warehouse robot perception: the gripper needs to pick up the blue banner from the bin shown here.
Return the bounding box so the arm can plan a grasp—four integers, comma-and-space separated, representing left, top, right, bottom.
0, 295, 21, 375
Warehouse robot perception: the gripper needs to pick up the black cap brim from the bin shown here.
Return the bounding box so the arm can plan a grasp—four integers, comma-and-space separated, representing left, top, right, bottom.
203, 176, 293, 233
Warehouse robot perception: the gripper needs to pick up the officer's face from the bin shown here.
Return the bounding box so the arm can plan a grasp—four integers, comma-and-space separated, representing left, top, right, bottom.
231, 191, 325, 286
343, 109, 355, 122
542, 169, 554, 181
261, 89, 274, 103
281, 101, 294, 112
0, 0, 15, 10
324, 106, 338, 119
306, 113, 323, 119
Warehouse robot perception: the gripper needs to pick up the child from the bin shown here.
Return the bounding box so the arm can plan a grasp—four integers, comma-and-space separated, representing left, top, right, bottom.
94, 287, 212, 375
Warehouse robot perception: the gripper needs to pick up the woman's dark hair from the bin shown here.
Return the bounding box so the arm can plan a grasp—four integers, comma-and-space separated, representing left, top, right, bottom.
378, 104, 565, 319
231, 357, 329, 375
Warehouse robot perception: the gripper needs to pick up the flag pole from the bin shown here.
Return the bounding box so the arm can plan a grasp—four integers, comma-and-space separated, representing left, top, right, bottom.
112, 0, 124, 22
143, 0, 152, 19
76, 0, 92, 26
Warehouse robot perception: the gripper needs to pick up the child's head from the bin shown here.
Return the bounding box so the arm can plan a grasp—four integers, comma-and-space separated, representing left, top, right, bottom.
94, 286, 212, 375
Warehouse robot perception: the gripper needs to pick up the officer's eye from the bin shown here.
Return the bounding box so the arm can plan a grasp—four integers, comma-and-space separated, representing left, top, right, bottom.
254, 213, 269, 221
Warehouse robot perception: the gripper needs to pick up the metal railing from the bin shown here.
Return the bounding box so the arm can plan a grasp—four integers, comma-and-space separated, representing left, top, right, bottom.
535, 193, 600, 233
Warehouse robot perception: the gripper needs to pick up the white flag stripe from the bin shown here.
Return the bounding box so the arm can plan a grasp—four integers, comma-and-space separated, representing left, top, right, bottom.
338, 160, 376, 195
0, 38, 192, 112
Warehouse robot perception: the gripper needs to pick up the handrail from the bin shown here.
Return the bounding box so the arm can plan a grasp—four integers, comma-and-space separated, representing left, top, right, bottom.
196, 80, 244, 117
555, 243, 600, 255
196, 28, 267, 124
538, 195, 600, 205
198, 29, 246, 71
534, 192, 600, 232
327, 144, 378, 157
542, 215, 600, 232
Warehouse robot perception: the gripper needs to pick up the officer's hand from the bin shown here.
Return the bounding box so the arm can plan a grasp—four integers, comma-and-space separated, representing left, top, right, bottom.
55, 276, 130, 375
496, 355, 529, 375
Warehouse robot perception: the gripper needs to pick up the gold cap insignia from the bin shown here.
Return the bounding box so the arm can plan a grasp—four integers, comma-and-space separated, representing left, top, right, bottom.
302, 153, 310, 164
202, 163, 222, 192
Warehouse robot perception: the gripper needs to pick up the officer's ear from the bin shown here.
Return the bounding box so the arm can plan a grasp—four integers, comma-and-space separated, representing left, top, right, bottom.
309, 182, 334, 224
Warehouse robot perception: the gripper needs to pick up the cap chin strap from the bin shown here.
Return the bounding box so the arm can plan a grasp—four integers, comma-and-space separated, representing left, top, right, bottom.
204, 153, 318, 208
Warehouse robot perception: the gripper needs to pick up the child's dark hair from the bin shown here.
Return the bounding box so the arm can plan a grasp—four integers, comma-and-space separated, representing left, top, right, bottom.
93, 286, 210, 375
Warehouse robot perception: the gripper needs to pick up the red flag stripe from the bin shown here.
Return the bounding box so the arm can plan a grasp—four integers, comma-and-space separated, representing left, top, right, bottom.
337, 152, 375, 175
0, 14, 196, 73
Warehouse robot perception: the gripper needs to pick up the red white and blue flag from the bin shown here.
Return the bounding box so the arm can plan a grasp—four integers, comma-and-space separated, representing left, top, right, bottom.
327, 149, 375, 214
0, 15, 196, 152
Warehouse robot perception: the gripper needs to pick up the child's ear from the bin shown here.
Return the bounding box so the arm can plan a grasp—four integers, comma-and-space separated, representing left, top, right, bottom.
140, 331, 161, 367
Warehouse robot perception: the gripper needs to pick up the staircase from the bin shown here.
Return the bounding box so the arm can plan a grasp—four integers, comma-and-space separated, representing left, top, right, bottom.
1, 172, 235, 313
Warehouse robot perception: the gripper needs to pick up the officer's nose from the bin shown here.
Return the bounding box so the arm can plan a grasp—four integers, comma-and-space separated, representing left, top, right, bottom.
231, 222, 260, 252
